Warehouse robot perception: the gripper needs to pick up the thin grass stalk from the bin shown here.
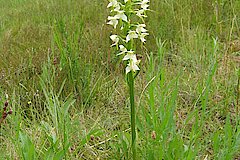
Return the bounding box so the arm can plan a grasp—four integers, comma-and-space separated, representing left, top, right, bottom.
128, 71, 136, 160
237, 68, 240, 113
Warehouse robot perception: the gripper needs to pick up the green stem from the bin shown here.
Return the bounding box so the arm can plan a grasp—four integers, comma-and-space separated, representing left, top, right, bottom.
128, 71, 136, 160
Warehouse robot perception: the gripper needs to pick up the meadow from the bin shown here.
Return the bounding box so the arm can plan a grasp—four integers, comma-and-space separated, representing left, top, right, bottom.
0, 0, 240, 159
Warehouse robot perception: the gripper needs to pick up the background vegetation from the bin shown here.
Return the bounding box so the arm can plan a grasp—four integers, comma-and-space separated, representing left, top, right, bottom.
0, 0, 240, 159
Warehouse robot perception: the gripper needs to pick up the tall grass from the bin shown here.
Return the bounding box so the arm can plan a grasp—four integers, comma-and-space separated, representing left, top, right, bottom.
0, 0, 240, 159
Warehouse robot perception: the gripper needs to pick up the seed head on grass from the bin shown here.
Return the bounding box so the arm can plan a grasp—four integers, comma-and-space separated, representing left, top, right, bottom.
0, 101, 13, 127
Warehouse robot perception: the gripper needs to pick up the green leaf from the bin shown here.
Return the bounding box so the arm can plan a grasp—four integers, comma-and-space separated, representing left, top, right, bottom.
53, 150, 65, 160
19, 131, 36, 160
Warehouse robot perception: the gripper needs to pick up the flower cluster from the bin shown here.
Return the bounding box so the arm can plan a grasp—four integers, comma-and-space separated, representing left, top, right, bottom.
107, 0, 149, 74
0, 101, 12, 127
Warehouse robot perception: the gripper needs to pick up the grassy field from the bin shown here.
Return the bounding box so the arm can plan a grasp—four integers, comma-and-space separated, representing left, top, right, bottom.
0, 0, 240, 159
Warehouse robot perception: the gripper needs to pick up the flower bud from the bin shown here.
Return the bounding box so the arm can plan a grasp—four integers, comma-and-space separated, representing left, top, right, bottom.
90, 135, 95, 141
8, 110, 13, 115
4, 101, 8, 107
2, 112, 7, 119
151, 131, 156, 140
3, 101, 8, 111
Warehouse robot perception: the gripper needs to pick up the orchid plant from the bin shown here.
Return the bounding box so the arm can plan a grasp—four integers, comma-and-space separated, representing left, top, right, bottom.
107, 0, 149, 159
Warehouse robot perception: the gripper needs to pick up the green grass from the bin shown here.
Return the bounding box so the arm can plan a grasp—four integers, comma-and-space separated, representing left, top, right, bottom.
0, 0, 240, 159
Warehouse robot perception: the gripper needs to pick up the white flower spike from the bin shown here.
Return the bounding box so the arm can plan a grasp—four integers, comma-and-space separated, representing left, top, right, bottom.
107, 2, 150, 159
107, 0, 149, 74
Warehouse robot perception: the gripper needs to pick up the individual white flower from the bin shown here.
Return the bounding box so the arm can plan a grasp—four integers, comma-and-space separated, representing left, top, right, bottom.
141, 3, 149, 10
139, 32, 149, 43
108, 11, 128, 29
107, 16, 118, 28
124, 0, 129, 3
136, 9, 147, 18
137, 0, 150, 10
110, 35, 119, 46
136, 24, 147, 34
115, 11, 128, 22
120, 45, 127, 52
122, 50, 136, 61
107, 0, 121, 11
122, 51, 140, 73
107, 0, 118, 8
113, 3, 121, 12
117, 45, 128, 55
126, 30, 138, 42
126, 59, 140, 74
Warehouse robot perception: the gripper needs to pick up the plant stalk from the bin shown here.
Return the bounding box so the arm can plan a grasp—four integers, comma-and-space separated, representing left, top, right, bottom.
128, 71, 136, 160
